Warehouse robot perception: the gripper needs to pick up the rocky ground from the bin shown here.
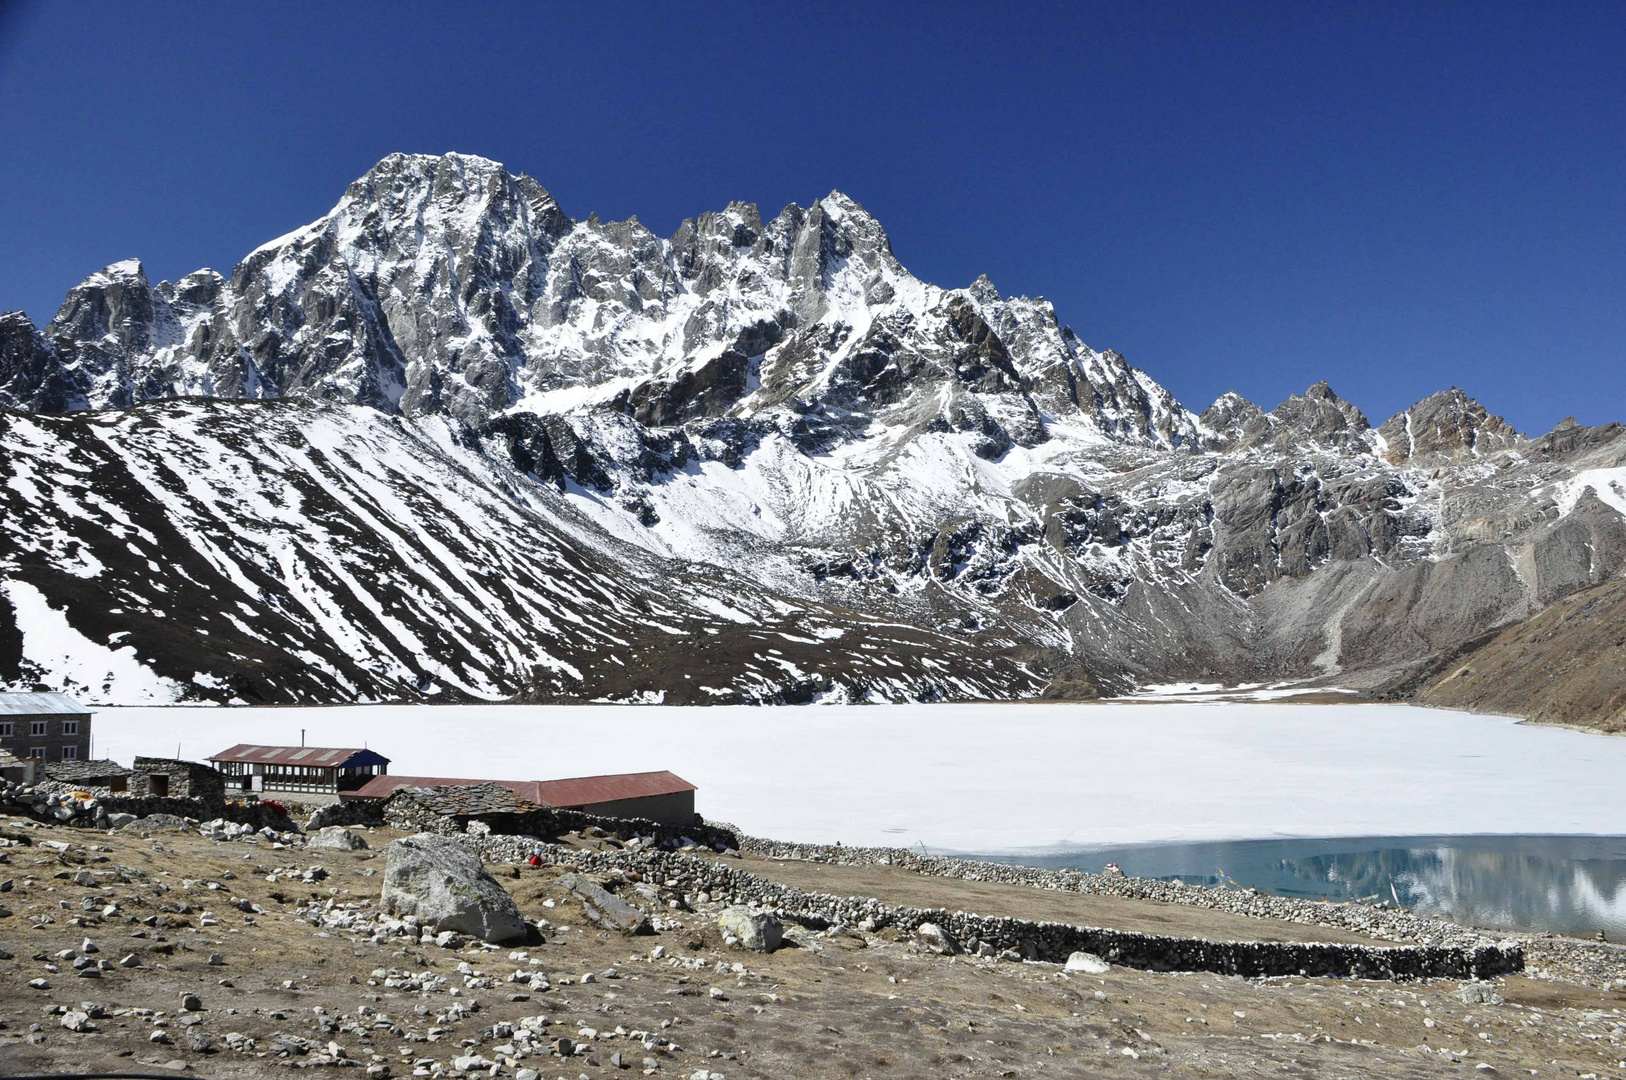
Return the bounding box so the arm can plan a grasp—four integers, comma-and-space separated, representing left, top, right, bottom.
3, 816, 1626, 1079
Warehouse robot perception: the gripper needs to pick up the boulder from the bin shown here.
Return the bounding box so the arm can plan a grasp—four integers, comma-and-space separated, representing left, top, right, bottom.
1458, 981, 1504, 1006
716, 906, 782, 953
381, 834, 527, 943
1065, 951, 1111, 975
555, 872, 652, 935
915, 922, 959, 955
308, 827, 369, 851
120, 813, 190, 832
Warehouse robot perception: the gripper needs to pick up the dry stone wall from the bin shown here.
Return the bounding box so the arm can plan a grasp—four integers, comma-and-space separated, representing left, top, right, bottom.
474, 834, 1522, 981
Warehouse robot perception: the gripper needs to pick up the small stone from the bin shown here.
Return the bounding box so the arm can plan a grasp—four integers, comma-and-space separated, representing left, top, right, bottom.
28, 978, 51, 990
120, 953, 140, 968
150, 1029, 173, 1044
61, 1010, 92, 1032
208, 953, 225, 966
180, 992, 203, 1012
81, 937, 99, 953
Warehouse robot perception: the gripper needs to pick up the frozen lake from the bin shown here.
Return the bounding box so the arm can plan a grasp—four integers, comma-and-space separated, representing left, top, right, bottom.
93, 701, 1626, 852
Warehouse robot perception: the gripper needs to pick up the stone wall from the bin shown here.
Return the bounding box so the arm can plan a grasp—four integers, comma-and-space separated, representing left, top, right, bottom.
474, 836, 1522, 982
725, 831, 1505, 953
0, 778, 292, 831
131, 757, 226, 802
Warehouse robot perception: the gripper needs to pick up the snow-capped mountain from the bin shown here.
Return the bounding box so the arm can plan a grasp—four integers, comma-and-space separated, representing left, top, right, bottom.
5, 152, 1626, 707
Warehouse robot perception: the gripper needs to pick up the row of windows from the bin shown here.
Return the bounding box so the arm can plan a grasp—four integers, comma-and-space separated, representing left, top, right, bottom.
20, 746, 79, 760
0, 720, 81, 737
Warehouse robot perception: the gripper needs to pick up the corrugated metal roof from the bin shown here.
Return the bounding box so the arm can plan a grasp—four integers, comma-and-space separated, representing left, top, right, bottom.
208, 744, 390, 768
533, 771, 696, 806
0, 692, 90, 716
343, 770, 694, 806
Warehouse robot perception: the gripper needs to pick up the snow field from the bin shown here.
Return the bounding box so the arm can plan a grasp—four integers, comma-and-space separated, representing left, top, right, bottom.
92, 702, 1626, 853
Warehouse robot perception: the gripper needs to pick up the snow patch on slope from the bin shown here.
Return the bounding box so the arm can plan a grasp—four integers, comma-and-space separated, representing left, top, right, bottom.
3, 579, 183, 704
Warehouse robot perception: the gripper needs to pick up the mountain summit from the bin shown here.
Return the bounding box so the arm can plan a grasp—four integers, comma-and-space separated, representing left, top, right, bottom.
3, 153, 1623, 721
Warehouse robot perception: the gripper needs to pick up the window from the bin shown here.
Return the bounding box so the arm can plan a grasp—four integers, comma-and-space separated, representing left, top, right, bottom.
0, 722, 12, 737
28, 747, 44, 759
62, 720, 79, 736
61, 745, 79, 760
30, 721, 47, 737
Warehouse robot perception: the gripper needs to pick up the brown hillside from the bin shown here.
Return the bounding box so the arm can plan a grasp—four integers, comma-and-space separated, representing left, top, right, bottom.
1419, 577, 1626, 734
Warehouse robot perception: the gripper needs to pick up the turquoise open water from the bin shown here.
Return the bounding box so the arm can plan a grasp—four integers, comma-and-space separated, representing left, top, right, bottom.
978, 835, 1626, 940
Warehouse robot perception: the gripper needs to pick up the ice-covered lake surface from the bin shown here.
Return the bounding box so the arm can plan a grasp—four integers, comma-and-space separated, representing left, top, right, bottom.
97, 701, 1626, 852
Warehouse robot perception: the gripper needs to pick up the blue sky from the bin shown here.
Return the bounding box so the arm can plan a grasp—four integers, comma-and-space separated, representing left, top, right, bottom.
1, 2, 1622, 433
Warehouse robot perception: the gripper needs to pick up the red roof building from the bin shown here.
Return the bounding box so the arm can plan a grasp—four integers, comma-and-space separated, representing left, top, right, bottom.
345, 769, 696, 825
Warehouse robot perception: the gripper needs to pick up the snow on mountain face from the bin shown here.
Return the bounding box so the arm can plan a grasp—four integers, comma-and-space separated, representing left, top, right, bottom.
4, 151, 1626, 706
0, 401, 1043, 705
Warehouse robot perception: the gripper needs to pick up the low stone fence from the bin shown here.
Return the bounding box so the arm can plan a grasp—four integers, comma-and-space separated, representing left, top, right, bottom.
476, 835, 1522, 981
0, 779, 293, 832
727, 830, 1510, 953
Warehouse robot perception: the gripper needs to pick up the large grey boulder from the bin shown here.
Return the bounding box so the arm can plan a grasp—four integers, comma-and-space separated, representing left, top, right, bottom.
914, 921, 958, 955
381, 834, 527, 943
308, 827, 368, 851
1065, 951, 1110, 974
555, 873, 652, 936
717, 906, 782, 953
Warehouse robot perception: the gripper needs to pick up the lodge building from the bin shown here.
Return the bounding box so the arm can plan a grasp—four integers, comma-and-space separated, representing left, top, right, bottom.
0, 693, 92, 765
208, 744, 391, 798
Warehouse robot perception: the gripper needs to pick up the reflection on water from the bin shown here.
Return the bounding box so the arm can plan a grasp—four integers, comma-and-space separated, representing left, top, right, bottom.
978, 836, 1626, 939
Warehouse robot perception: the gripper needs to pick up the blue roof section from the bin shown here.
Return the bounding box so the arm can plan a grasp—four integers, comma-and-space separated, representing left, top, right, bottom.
0, 692, 89, 716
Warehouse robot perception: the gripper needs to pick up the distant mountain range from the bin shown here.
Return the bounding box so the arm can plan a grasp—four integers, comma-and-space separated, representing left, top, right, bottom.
5, 152, 1624, 726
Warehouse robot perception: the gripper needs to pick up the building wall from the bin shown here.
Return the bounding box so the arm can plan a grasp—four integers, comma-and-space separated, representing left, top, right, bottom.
0, 712, 92, 763
130, 758, 226, 805
575, 790, 695, 826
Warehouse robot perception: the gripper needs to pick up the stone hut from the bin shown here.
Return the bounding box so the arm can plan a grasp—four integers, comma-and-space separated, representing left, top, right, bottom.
382, 782, 537, 834
42, 758, 134, 792
131, 757, 225, 804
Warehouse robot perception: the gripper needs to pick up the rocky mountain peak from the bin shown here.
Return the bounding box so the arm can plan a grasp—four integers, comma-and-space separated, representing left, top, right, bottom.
1375, 387, 1522, 464
1267, 381, 1371, 451
1198, 391, 1270, 450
